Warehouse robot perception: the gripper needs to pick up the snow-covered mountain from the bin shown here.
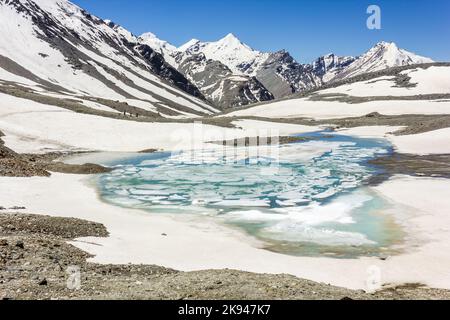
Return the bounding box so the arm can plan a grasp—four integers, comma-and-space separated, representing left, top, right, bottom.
0, 0, 218, 118
252, 50, 320, 98
0, 0, 436, 113
161, 34, 274, 108
170, 34, 320, 99
173, 35, 434, 99
138, 32, 177, 65
177, 33, 270, 76
331, 41, 434, 80
312, 54, 357, 83
177, 53, 273, 109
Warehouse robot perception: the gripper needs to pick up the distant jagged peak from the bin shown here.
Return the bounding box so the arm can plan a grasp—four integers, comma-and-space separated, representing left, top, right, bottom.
365, 41, 433, 64
215, 33, 249, 47
139, 32, 162, 41
330, 41, 434, 80
374, 41, 398, 48
175, 33, 269, 75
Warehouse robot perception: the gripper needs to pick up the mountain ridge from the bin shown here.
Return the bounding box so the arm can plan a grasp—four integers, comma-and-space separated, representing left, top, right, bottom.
0, 0, 437, 111
145, 31, 434, 101
0, 0, 217, 118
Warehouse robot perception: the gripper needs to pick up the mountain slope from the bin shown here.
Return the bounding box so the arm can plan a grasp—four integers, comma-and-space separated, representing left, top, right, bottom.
174, 34, 434, 100
0, 0, 218, 118
153, 34, 274, 108
332, 42, 434, 80
177, 33, 270, 76
311, 54, 357, 83
227, 63, 450, 120
138, 32, 177, 65
255, 50, 321, 98
177, 53, 273, 109
0, 0, 436, 113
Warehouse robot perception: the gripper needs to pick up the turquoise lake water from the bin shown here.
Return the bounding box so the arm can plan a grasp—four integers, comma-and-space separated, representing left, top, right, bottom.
96, 131, 404, 258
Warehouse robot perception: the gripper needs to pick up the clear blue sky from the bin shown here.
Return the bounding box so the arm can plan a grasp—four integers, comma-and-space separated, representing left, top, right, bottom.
72, 0, 450, 63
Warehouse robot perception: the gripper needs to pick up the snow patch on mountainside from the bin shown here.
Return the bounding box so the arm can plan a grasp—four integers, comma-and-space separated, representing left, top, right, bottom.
319, 66, 450, 97
227, 98, 450, 120
176, 53, 274, 109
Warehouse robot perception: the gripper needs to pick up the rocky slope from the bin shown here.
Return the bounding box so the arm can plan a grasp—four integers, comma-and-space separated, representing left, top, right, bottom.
254, 50, 321, 98
311, 53, 357, 83
176, 52, 273, 109
2, 212, 449, 300
0, 0, 217, 118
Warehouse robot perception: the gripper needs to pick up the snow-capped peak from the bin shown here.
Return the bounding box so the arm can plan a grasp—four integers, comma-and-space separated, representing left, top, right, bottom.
137, 32, 176, 61
176, 33, 269, 75
138, 32, 176, 52
216, 33, 246, 47
211, 33, 256, 56
366, 41, 433, 66
0, 0, 213, 116
139, 32, 158, 40
375, 41, 397, 48
335, 41, 434, 79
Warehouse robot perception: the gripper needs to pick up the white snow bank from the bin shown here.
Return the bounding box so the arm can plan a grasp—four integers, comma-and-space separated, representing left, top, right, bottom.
0, 93, 319, 153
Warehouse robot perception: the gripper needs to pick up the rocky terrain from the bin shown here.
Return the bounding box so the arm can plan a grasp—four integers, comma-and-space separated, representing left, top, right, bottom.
176, 52, 274, 109
1, 212, 449, 300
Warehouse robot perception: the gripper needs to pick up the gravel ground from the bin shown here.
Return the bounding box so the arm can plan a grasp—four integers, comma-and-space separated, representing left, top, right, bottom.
1, 212, 449, 300
369, 153, 450, 180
